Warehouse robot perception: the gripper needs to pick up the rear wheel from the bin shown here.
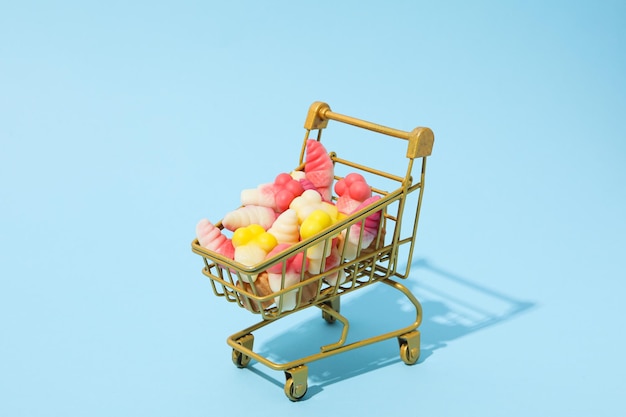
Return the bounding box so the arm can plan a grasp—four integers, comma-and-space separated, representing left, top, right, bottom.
231, 333, 254, 368
232, 349, 251, 368
321, 297, 340, 324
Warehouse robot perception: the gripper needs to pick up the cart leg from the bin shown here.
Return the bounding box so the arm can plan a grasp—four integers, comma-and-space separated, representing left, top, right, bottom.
284, 365, 308, 401
232, 333, 254, 368
398, 330, 420, 365
321, 296, 340, 323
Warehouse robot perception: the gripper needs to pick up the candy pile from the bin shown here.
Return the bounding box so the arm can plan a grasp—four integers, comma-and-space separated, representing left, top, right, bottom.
196, 140, 383, 312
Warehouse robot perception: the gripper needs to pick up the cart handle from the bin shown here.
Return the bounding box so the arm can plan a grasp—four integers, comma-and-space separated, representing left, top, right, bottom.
304, 101, 434, 159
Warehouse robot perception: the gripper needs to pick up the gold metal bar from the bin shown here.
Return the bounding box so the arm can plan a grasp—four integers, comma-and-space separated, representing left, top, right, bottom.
317, 304, 349, 352
401, 157, 428, 278
322, 108, 411, 140
298, 129, 310, 166
331, 155, 406, 184
304, 101, 433, 158
226, 278, 422, 372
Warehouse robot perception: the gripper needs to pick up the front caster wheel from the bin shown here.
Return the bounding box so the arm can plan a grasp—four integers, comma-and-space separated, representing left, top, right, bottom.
284, 377, 307, 401
284, 365, 308, 401
398, 330, 420, 365
400, 343, 419, 365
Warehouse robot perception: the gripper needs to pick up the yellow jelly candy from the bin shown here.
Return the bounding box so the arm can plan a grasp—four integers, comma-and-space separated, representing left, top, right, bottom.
253, 232, 278, 253
247, 224, 265, 235
300, 209, 333, 240
320, 202, 340, 223
232, 224, 266, 247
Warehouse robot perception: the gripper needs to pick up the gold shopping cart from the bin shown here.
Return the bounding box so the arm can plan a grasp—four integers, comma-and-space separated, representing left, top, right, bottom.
191, 102, 434, 401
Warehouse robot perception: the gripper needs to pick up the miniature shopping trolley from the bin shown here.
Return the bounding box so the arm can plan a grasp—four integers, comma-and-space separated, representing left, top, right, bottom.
191, 102, 434, 401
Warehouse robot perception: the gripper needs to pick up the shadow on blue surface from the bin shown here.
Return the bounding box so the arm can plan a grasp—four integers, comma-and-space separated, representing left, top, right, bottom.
246, 258, 534, 399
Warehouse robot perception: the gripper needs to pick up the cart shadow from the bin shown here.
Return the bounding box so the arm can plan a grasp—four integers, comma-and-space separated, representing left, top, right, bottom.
249, 258, 534, 399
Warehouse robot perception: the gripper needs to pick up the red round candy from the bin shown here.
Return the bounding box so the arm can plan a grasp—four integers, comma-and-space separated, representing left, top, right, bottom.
275, 189, 295, 212
285, 179, 304, 196
274, 172, 293, 186
348, 180, 372, 201
345, 172, 366, 185
334, 179, 347, 196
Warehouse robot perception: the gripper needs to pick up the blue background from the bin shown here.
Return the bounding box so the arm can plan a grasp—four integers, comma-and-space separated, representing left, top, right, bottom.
2, 1, 625, 415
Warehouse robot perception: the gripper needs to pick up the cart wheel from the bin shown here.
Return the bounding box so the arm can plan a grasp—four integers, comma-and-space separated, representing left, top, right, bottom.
321, 297, 340, 324
284, 378, 307, 401
399, 343, 419, 365
398, 330, 420, 366
322, 310, 336, 324
284, 365, 308, 401
232, 349, 251, 368
232, 333, 254, 368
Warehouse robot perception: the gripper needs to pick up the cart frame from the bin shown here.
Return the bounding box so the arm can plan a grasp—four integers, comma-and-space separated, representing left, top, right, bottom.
191, 102, 434, 400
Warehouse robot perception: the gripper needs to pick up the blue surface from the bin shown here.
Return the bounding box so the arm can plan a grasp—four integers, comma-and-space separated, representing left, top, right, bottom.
2, 1, 625, 415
